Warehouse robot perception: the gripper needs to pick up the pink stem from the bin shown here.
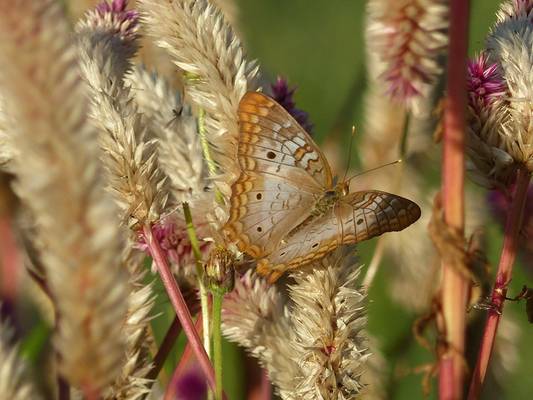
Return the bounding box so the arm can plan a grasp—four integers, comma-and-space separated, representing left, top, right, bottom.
165, 315, 203, 400
0, 216, 21, 303
260, 369, 272, 400
142, 225, 220, 396
439, 0, 470, 398
467, 167, 531, 400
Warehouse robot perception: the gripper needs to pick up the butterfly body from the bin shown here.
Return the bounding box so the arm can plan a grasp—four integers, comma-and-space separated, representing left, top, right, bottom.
223, 92, 421, 282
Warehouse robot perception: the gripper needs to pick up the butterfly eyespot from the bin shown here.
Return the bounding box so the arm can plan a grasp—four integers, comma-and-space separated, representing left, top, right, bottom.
266, 151, 276, 159
256, 226, 262, 232
256, 193, 262, 200
280, 251, 286, 256
312, 243, 319, 248
356, 218, 364, 225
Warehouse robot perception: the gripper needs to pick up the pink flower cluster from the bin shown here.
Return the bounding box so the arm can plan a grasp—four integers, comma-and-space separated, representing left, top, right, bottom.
137, 215, 212, 268
467, 54, 507, 110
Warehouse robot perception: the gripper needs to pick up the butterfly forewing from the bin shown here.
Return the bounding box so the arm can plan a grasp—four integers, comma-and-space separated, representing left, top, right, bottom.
256, 191, 421, 282
223, 92, 330, 257
238, 92, 333, 190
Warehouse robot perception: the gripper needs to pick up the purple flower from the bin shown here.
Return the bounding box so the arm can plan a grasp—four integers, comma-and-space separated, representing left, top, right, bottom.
94, 0, 139, 39
511, 0, 533, 16
174, 368, 207, 400
271, 77, 313, 134
467, 54, 508, 110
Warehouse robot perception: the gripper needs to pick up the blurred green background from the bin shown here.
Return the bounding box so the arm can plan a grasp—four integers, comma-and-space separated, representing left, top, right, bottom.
20, 1, 533, 399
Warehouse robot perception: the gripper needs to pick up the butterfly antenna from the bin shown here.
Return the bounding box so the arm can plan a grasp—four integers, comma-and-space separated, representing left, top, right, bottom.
342, 125, 357, 182
346, 159, 403, 183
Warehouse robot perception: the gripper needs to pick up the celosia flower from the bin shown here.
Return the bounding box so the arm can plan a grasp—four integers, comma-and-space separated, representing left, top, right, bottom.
139, 0, 259, 228
366, 0, 448, 105
271, 77, 313, 133
467, 54, 508, 110
483, 0, 533, 175
94, 0, 139, 42
136, 214, 212, 269
223, 250, 370, 399
465, 53, 514, 188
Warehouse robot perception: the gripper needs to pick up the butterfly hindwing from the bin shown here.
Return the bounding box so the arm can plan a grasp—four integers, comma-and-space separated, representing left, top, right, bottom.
223, 172, 316, 257
256, 191, 421, 282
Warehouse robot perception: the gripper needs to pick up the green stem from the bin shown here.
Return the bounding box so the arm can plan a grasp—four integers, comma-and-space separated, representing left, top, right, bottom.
398, 110, 411, 159
198, 109, 224, 204
182, 202, 211, 360
212, 291, 224, 400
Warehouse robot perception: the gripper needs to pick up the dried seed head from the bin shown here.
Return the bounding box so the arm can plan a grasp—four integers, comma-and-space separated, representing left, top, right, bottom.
0, 0, 128, 390
204, 246, 235, 294
465, 53, 515, 188
139, 0, 260, 227
288, 251, 369, 399
77, 1, 169, 228
366, 0, 448, 106
478, 0, 533, 178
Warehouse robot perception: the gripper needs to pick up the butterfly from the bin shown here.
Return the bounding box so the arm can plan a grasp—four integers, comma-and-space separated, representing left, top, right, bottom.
223, 91, 421, 282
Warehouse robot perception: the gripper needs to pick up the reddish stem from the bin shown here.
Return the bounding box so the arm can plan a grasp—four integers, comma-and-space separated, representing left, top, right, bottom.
439, 1, 470, 399
260, 369, 272, 400
142, 225, 220, 396
147, 292, 200, 382
148, 316, 182, 382
467, 167, 531, 400
0, 216, 21, 304
165, 315, 203, 400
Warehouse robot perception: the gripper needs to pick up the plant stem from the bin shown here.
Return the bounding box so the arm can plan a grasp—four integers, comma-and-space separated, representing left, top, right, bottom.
142, 225, 219, 395
212, 292, 224, 400
260, 369, 272, 400
439, 0, 470, 398
398, 110, 411, 158
198, 109, 224, 204
164, 315, 203, 400
147, 316, 182, 382
57, 375, 70, 400
182, 202, 212, 360
467, 167, 530, 400
146, 291, 200, 385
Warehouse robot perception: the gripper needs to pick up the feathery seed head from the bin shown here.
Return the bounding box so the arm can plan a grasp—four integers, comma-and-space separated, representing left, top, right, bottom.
480, 0, 533, 176
288, 252, 369, 399
139, 0, 260, 227
0, 0, 129, 390
465, 52, 516, 188
366, 0, 448, 105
